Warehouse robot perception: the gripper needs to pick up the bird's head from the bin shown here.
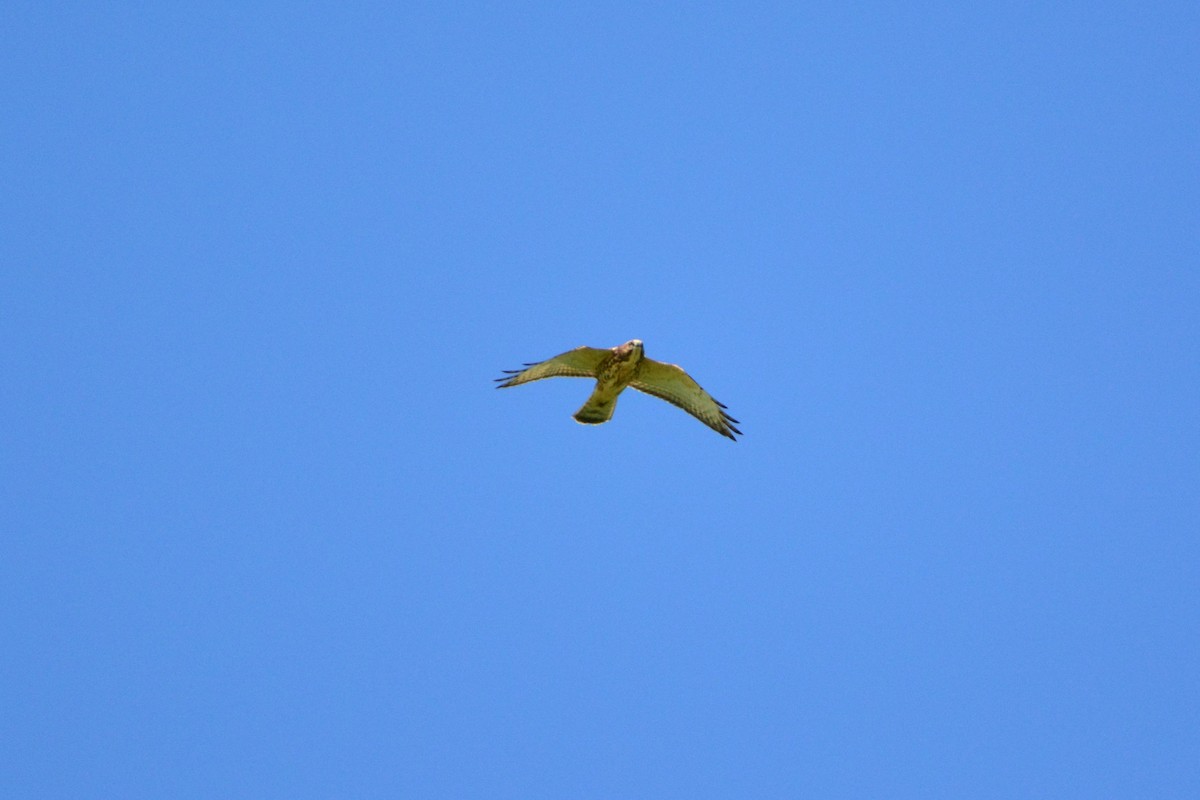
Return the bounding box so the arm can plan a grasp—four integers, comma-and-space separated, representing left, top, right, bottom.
619, 339, 644, 360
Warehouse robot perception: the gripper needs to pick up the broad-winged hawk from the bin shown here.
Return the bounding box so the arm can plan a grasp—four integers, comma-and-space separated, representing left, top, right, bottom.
495, 339, 741, 440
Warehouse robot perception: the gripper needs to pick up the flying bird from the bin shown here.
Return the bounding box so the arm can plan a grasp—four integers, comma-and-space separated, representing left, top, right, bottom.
495, 339, 741, 440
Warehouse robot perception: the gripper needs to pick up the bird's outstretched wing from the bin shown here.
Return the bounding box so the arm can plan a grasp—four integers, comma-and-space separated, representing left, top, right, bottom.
630, 358, 741, 440
495, 346, 610, 388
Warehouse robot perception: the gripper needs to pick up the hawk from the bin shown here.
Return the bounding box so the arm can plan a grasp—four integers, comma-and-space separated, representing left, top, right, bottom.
495, 339, 741, 440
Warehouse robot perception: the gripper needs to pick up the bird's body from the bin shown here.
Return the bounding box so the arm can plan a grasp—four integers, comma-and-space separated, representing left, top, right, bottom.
495, 339, 741, 440
572, 339, 643, 424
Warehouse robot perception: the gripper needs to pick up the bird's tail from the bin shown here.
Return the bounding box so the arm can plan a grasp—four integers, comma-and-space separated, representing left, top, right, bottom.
573, 388, 618, 425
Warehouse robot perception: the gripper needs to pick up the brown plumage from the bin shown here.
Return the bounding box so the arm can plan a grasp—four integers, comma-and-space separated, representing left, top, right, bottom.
495, 339, 741, 440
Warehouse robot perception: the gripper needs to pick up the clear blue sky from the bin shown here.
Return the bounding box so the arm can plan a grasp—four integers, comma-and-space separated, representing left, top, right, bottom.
3, 3, 1197, 797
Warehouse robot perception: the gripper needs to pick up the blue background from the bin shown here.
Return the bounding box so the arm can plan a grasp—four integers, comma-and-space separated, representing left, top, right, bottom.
3, 3, 1197, 797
